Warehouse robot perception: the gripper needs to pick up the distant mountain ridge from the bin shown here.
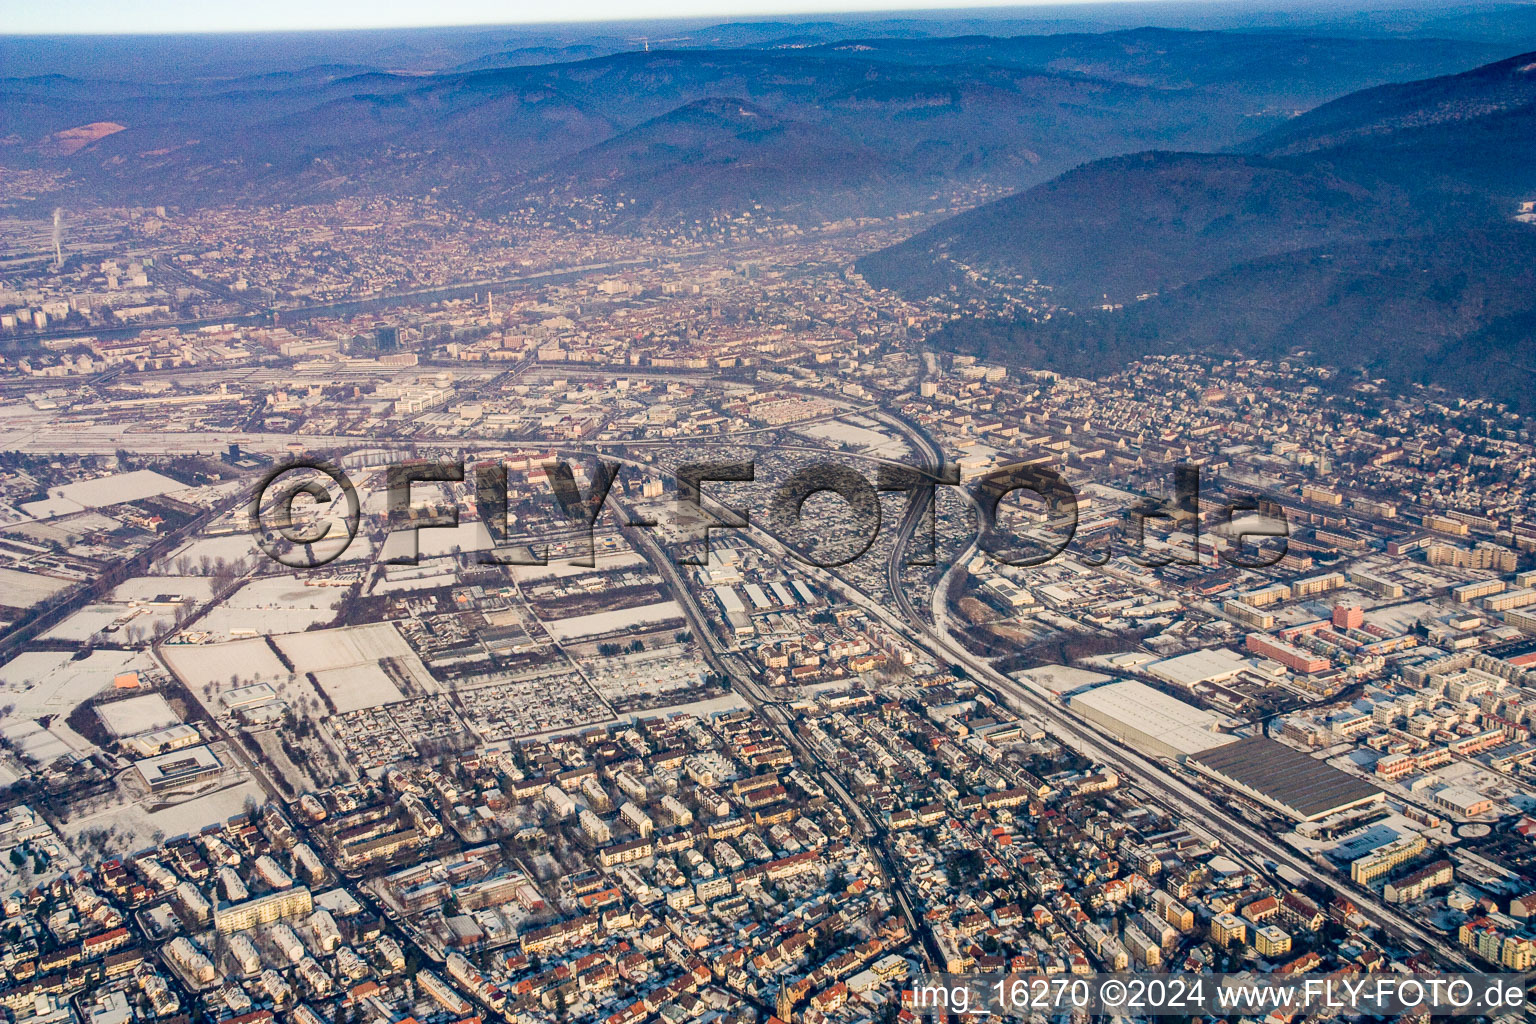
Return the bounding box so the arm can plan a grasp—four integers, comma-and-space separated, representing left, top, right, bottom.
1248, 49, 1536, 155
857, 49, 1536, 406
0, 28, 1517, 221
518, 97, 890, 223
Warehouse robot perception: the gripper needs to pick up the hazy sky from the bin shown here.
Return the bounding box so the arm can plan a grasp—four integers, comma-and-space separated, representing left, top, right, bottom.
2, 0, 1141, 35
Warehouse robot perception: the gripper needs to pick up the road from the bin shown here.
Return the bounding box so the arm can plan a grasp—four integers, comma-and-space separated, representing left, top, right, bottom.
609, 402, 1468, 971
20, 356, 1465, 970
618, 497, 939, 966
860, 405, 1476, 970
873, 406, 946, 629
18, 257, 660, 344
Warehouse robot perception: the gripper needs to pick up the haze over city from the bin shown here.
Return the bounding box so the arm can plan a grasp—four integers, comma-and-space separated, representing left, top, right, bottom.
6, 0, 1174, 35
0, 3, 1535, 1024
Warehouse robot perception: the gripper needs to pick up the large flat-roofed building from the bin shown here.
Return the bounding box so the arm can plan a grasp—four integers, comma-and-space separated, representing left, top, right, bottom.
1351, 834, 1426, 884
1067, 680, 1227, 760
134, 745, 222, 791
1246, 634, 1330, 675
1188, 736, 1383, 821
213, 886, 313, 933
97, 693, 181, 738
121, 723, 200, 759
221, 682, 279, 711
1147, 647, 1249, 691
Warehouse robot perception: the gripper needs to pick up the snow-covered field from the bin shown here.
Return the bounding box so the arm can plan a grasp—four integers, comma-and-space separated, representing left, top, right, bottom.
22, 468, 186, 519
37, 573, 218, 642
509, 550, 649, 581
0, 567, 73, 608
275, 622, 435, 709
111, 575, 217, 604
1364, 600, 1436, 633
275, 621, 413, 673
152, 533, 261, 573
165, 639, 333, 729
60, 777, 267, 851
637, 691, 748, 720
0, 648, 152, 717
796, 419, 907, 458
541, 600, 685, 641
310, 665, 405, 714
0, 718, 91, 764
95, 693, 181, 738
160, 638, 290, 692
39, 605, 133, 643
379, 521, 493, 561
195, 577, 348, 639
40, 602, 181, 642
373, 569, 457, 593
4, 511, 119, 546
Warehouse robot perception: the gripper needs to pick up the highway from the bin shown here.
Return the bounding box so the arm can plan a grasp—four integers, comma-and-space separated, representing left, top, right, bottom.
608, 393, 1470, 970
859, 406, 1476, 970
58, 376, 1467, 969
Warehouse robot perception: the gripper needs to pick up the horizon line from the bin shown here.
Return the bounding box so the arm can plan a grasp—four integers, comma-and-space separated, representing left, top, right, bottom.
0, 0, 1361, 38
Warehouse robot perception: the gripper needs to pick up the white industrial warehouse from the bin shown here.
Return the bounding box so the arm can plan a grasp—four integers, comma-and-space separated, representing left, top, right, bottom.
1147, 647, 1249, 690
1067, 679, 1229, 759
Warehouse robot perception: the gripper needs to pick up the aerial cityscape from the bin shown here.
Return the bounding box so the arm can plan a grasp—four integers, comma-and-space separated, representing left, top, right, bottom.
1, 2, 1536, 1023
